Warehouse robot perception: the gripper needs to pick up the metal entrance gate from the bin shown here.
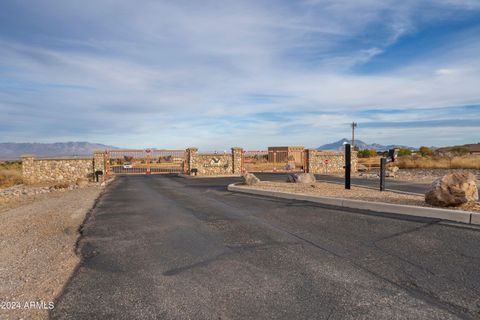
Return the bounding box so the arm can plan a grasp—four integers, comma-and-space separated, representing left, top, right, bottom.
105, 149, 186, 175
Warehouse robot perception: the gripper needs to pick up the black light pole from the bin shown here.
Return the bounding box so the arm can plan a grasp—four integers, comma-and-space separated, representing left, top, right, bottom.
380, 149, 398, 191
345, 143, 351, 189
380, 157, 386, 191
351, 122, 357, 148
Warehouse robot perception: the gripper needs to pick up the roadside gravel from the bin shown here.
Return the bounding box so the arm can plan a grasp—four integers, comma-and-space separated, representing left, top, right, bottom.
246, 181, 480, 213
0, 185, 104, 320
355, 168, 480, 183
393, 169, 480, 183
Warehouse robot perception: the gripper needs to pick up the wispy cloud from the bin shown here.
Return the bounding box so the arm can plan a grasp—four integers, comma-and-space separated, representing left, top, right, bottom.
0, 0, 479, 148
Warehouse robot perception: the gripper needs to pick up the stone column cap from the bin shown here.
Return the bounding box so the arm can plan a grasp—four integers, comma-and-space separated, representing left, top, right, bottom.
231, 147, 243, 151
187, 147, 198, 151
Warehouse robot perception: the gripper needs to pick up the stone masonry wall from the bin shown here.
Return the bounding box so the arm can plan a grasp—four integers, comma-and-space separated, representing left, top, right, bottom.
191, 153, 234, 176
306, 150, 358, 174
186, 148, 243, 176
22, 155, 94, 184
93, 151, 105, 173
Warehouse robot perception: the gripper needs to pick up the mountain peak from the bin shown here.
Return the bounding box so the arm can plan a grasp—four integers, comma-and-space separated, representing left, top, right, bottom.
0, 142, 119, 160
317, 139, 412, 151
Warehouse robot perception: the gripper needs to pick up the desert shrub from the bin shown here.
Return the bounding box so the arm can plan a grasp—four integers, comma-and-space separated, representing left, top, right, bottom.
396, 155, 480, 169
397, 148, 411, 156
358, 149, 377, 158
419, 146, 433, 157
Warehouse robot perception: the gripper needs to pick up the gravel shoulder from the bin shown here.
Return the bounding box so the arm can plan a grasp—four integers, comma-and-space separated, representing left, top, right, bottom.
358, 168, 480, 183
0, 185, 104, 320
245, 181, 480, 213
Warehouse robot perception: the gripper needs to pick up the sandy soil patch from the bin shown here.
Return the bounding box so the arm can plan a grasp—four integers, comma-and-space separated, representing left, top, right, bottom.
0, 185, 103, 320
244, 181, 480, 213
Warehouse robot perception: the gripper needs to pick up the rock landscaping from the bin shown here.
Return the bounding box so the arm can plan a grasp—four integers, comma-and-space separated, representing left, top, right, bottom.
0, 181, 95, 212
240, 181, 480, 213
425, 172, 478, 207
286, 172, 316, 183
243, 173, 260, 185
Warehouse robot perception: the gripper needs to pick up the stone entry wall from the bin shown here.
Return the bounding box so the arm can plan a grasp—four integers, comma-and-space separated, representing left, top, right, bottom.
21, 147, 357, 183
186, 148, 243, 176
21, 155, 94, 185
305, 150, 358, 174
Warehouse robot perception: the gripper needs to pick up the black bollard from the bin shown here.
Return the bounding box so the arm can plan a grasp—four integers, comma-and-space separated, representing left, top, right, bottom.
380, 158, 386, 191
345, 144, 351, 189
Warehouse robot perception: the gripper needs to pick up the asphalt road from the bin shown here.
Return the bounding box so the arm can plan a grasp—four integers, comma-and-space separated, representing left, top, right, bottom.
52, 175, 480, 319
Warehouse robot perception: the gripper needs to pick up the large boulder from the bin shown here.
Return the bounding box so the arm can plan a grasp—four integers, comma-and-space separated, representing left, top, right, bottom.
425, 172, 478, 207
243, 173, 260, 186
286, 173, 316, 184
385, 166, 399, 178
285, 162, 296, 171
388, 166, 399, 173
357, 164, 368, 172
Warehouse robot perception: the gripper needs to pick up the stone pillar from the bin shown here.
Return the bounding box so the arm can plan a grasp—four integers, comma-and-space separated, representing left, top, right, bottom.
231, 147, 243, 175
21, 154, 36, 185
93, 151, 105, 172
304, 149, 317, 173
93, 151, 106, 181
351, 151, 358, 173
186, 148, 198, 175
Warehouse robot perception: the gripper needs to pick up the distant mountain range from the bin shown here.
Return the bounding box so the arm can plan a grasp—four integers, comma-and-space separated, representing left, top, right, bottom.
0, 142, 118, 159
318, 138, 413, 151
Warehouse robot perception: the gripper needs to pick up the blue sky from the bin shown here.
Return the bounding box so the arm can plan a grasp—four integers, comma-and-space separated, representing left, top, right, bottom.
1, 0, 479, 149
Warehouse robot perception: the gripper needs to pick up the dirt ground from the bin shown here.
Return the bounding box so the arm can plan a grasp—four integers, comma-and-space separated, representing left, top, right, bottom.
0, 185, 103, 320
353, 168, 480, 183
245, 181, 480, 213
392, 168, 480, 183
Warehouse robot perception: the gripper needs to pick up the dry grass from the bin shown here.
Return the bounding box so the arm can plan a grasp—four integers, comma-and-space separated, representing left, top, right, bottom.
357, 156, 382, 169
0, 161, 23, 188
396, 155, 480, 169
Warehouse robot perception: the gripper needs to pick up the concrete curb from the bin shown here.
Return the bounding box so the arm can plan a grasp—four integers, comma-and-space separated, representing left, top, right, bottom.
227, 183, 480, 225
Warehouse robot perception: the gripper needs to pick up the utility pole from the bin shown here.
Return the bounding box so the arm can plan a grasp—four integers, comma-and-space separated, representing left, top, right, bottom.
351, 122, 357, 148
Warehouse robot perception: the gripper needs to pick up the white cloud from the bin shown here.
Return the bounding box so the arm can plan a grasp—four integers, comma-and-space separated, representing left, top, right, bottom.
0, 0, 479, 148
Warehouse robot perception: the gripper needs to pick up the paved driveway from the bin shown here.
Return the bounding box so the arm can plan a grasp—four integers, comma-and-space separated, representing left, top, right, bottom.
52, 175, 480, 319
